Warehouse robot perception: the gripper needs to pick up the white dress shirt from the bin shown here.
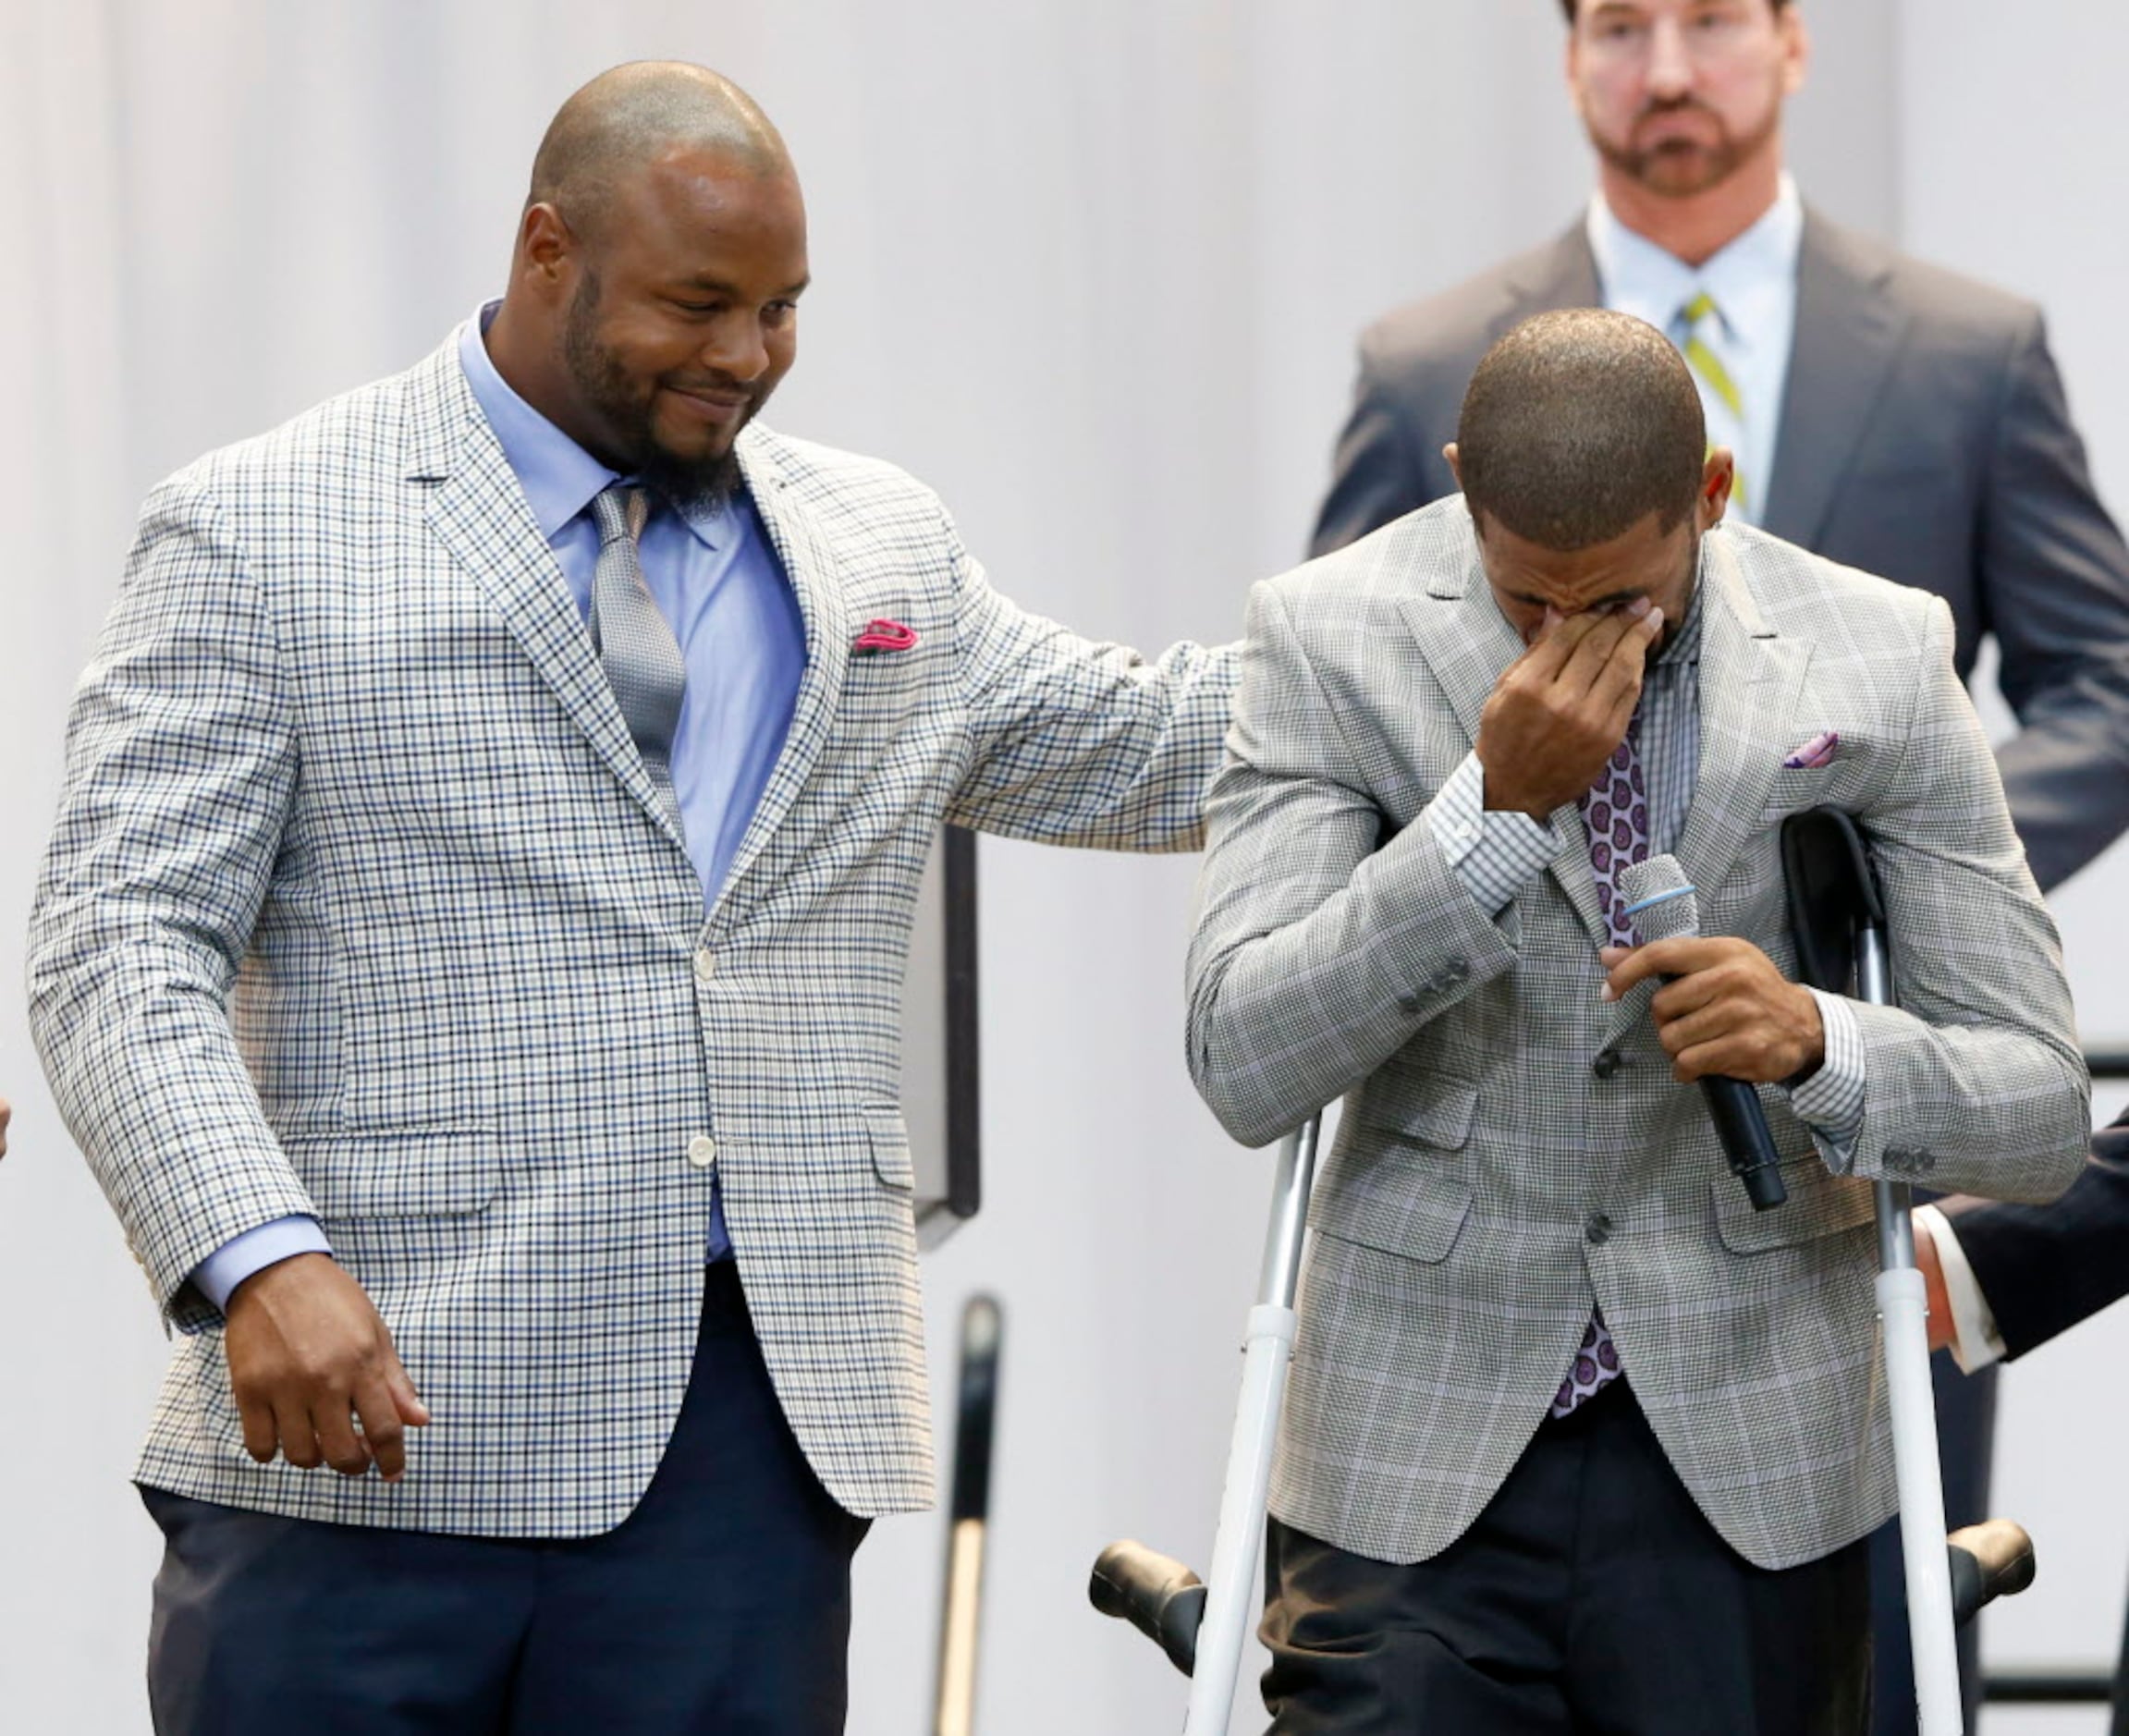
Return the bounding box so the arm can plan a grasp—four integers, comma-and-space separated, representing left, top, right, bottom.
1587, 174, 1805, 526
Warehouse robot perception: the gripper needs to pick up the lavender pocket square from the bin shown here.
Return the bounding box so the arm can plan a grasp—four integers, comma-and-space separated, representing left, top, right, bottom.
1781, 729, 1840, 770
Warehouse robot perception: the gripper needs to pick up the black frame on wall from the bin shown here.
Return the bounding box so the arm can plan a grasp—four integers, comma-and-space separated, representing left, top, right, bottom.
911, 825, 981, 1245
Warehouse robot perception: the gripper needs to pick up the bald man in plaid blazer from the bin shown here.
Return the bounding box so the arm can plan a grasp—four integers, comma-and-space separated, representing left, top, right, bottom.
1188, 312, 2086, 1731
29, 64, 1234, 1734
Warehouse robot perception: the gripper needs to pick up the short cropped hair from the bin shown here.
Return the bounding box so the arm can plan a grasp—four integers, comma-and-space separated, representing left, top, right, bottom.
1455, 310, 1707, 552
1558, 0, 1788, 18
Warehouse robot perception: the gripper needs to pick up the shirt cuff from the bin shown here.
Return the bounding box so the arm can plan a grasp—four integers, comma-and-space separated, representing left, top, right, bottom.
1915, 1204, 2008, 1374
1426, 751, 1565, 915
191, 1216, 334, 1313
1786, 989, 1866, 1156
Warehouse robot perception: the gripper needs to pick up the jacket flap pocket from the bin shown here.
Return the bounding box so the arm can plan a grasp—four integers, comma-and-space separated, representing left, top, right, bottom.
288, 1131, 501, 1220
1363, 1082, 1479, 1153
1311, 1163, 1473, 1265
863, 1105, 913, 1192
1711, 1158, 1874, 1254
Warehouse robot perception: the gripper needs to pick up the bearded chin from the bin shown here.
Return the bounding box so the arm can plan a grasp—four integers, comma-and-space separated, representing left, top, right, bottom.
632, 441, 744, 518
1596, 91, 1782, 202
562, 275, 750, 516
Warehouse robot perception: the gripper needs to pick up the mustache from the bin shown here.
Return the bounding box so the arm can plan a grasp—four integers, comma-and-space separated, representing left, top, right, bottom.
1634, 93, 1720, 127
663, 373, 762, 399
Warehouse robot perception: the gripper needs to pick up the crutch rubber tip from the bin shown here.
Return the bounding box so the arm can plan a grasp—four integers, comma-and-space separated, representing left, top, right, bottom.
1948, 1518, 2037, 1626
1089, 1540, 1206, 1677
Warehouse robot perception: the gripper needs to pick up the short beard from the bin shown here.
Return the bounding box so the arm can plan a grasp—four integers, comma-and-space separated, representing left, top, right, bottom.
561, 269, 746, 516
1589, 92, 1781, 201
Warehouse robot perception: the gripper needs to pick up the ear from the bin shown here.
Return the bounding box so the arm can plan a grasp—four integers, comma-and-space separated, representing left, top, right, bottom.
1562, 11, 1586, 116
1779, 4, 1810, 99
1443, 441, 1464, 493
1698, 448, 1735, 530
516, 202, 578, 293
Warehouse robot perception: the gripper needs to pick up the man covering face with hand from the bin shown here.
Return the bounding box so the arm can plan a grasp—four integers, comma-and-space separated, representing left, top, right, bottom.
1190, 309, 2085, 1733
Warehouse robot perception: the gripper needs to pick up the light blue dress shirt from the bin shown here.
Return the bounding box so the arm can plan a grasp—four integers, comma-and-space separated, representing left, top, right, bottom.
1586, 174, 1805, 525
193, 303, 806, 1307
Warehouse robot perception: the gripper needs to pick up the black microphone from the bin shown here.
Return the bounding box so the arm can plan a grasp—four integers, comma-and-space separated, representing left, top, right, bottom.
1617, 855, 1788, 1212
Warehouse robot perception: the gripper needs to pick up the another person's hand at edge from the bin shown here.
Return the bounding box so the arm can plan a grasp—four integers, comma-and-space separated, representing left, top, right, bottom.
1913, 1214, 1956, 1353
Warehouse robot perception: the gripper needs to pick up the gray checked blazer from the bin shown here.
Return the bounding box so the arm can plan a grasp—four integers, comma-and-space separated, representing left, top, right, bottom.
1186, 500, 2086, 1571
29, 326, 1234, 1538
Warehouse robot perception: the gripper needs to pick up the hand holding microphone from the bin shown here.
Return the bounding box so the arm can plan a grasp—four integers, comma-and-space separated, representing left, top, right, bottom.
1608, 856, 1826, 1210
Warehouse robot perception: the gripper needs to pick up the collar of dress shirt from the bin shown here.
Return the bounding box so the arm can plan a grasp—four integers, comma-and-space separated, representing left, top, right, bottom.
457, 300, 724, 551
1585, 173, 1805, 353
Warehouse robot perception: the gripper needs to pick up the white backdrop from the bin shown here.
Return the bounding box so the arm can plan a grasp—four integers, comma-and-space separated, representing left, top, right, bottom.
1, 3, 2115, 1731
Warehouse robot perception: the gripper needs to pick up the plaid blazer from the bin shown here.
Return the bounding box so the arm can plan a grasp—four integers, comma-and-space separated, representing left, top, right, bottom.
1186, 501, 2087, 1570
29, 327, 1234, 1537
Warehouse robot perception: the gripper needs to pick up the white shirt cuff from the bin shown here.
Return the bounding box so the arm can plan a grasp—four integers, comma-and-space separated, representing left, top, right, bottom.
1426, 751, 1564, 914
191, 1216, 334, 1313
1786, 988, 1866, 1159
1915, 1204, 2008, 1374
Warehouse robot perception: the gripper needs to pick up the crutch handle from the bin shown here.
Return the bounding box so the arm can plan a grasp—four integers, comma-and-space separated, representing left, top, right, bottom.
1088, 1540, 1205, 1676
1948, 1519, 2037, 1625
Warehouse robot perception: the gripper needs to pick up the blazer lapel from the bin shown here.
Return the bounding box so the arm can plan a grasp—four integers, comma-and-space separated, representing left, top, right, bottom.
1593, 532, 1807, 1051
1670, 532, 1811, 901
1395, 529, 1612, 951
1500, 224, 1604, 326
710, 434, 850, 919
1762, 213, 1906, 549
406, 338, 689, 854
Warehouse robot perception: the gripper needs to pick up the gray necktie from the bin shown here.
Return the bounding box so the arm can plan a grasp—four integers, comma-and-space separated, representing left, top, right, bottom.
589, 484, 687, 782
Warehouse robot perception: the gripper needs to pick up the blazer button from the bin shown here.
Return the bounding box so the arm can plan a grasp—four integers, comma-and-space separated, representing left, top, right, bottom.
1585, 1212, 1612, 1245
693, 948, 717, 984
687, 1135, 717, 1169
1591, 1049, 1623, 1080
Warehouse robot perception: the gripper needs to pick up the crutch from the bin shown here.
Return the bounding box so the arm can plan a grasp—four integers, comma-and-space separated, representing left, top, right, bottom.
1781, 806, 2036, 1736
934, 1294, 1004, 1736
1089, 1115, 1320, 1731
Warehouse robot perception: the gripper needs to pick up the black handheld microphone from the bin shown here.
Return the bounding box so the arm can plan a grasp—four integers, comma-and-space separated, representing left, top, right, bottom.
1617, 855, 1788, 1212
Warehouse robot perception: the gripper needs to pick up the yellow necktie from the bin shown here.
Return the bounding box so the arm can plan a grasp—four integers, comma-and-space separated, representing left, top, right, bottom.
1681, 291, 1746, 509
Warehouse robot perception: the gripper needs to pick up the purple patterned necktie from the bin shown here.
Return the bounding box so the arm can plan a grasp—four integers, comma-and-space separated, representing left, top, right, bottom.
1550, 714, 1648, 1419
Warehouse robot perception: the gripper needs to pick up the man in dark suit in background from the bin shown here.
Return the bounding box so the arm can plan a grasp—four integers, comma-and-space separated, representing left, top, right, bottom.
1311, 1, 2129, 1725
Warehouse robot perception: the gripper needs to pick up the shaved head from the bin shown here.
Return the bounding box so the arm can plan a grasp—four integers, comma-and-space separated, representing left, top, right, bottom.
1457, 309, 1707, 551
528, 62, 792, 244
485, 60, 809, 511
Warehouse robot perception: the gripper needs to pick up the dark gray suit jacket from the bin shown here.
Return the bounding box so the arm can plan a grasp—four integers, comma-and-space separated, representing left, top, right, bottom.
1941, 1109, 2129, 1363
1313, 210, 2129, 891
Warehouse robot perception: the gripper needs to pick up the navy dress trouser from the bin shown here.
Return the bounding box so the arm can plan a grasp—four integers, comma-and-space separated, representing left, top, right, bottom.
142, 1263, 868, 1735
1261, 1381, 1873, 1734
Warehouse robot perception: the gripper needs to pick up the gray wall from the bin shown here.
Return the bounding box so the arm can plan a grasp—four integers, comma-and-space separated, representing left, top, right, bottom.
6, 5, 2118, 1731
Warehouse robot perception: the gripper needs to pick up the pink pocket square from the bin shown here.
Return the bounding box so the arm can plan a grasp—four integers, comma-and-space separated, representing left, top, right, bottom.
1781, 729, 1840, 770
852, 618, 919, 654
